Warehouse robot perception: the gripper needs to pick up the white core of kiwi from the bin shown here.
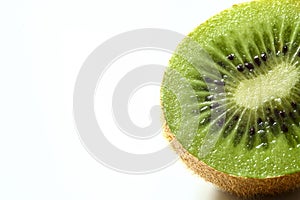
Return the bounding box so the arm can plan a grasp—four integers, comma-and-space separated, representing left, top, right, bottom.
234, 61, 299, 109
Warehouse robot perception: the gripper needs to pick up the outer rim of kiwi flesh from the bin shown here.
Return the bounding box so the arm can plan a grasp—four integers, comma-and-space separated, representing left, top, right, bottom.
163, 122, 300, 196
161, 0, 300, 197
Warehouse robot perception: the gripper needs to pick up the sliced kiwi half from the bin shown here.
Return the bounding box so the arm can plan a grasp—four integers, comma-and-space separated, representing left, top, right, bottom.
161, 0, 300, 197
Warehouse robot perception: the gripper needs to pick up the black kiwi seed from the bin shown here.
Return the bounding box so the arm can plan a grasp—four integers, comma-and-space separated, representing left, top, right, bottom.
204, 77, 213, 83
283, 45, 288, 54
279, 110, 286, 118
210, 102, 220, 109
237, 64, 244, 72
274, 108, 280, 117
234, 125, 245, 147
290, 112, 297, 121
269, 117, 275, 125
261, 52, 267, 61
227, 54, 235, 60
214, 80, 225, 86
291, 102, 297, 109
249, 127, 255, 136
245, 62, 254, 70
257, 118, 263, 125
298, 51, 300, 57
254, 55, 261, 66
218, 62, 226, 67
217, 118, 225, 127
281, 124, 289, 133
233, 115, 240, 121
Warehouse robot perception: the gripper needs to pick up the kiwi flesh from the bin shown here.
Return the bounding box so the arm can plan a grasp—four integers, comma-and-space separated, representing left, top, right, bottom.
161, 0, 300, 197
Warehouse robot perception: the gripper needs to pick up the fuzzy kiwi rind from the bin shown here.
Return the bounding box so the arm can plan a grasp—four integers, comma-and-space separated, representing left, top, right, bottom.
164, 123, 300, 197
161, 0, 300, 196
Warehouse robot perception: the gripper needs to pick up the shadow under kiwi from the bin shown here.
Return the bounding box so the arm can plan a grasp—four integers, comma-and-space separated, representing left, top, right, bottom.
212, 187, 300, 200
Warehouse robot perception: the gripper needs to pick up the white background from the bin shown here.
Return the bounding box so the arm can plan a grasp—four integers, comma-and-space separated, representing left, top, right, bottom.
2, 0, 300, 199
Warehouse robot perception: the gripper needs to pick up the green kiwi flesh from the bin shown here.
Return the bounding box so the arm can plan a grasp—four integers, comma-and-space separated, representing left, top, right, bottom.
161, 0, 300, 195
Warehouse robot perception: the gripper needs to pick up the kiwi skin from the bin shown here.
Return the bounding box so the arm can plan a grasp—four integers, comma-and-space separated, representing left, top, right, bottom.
163, 123, 300, 197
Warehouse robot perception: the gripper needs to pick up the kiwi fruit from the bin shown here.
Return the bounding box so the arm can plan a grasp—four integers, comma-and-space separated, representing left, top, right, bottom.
161, 0, 300, 197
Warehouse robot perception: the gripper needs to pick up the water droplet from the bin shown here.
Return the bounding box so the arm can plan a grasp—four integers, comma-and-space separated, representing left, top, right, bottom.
275, 98, 282, 103
256, 143, 266, 149
264, 157, 270, 161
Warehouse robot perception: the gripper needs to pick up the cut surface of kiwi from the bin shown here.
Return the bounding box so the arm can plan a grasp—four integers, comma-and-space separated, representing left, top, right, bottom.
161, 0, 300, 196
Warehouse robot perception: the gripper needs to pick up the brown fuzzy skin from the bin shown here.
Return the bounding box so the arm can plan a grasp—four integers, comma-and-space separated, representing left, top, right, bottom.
163, 123, 300, 197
